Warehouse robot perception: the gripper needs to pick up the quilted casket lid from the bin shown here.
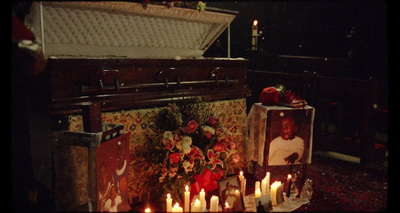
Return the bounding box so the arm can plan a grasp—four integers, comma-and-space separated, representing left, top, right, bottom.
25, 1, 237, 59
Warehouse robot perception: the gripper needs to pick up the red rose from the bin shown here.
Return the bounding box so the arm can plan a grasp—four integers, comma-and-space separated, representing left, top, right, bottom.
184, 120, 198, 134
208, 116, 219, 126
170, 152, 182, 163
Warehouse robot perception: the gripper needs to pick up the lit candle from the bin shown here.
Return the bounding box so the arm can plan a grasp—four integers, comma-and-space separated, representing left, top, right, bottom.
261, 177, 267, 195
145, 208, 151, 212
286, 174, 292, 198
239, 171, 246, 195
252, 20, 258, 36
210, 195, 219, 212
184, 185, 190, 212
255, 188, 261, 198
252, 20, 258, 50
166, 193, 172, 212
239, 171, 244, 180
224, 202, 231, 212
191, 199, 201, 212
172, 203, 183, 212
199, 188, 206, 210
270, 181, 281, 206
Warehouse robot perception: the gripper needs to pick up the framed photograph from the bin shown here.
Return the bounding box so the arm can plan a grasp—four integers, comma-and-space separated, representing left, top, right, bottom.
96, 133, 131, 212
255, 194, 273, 212
218, 175, 245, 212
266, 107, 314, 166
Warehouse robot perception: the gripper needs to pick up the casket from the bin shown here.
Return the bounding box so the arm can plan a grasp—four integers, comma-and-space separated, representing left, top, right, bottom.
25, 1, 250, 116
25, 1, 250, 206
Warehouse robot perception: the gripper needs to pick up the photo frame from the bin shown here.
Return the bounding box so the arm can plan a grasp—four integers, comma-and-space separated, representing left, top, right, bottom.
266, 108, 314, 166
218, 175, 245, 212
255, 194, 273, 212
96, 133, 131, 212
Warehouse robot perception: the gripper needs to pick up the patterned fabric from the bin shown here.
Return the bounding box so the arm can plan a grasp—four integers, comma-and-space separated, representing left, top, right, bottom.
67, 98, 248, 202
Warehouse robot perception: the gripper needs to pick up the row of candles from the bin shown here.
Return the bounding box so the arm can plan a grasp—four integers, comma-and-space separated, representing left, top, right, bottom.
240, 171, 292, 206
145, 171, 292, 212
164, 186, 221, 212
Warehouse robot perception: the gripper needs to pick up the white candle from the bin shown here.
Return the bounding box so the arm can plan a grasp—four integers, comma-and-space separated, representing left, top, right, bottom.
199, 188, 206, 210
270, 181, 282, 206
191, 199, 201, 212
255, 188, 261, 198
172, 203, 183, 212
255, 181, 260, 192
184, 185, 190, 212
270, 182, 278, 205
262, 172, 270, 195
261, 178, 267, 195
166, 193, 172, 212
210, 195, 219, 212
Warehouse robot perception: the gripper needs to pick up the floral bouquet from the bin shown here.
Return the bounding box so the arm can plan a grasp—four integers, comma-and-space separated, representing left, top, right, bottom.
134, 98, 240, 203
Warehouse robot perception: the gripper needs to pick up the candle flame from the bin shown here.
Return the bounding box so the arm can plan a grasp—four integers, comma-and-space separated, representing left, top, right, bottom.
174, 203, 180, 208
288, 174, 292, 179
144, 208, 151, 212
253, 20, 258, 26
225, 202, 230, 207
267, 172, 270, 176
240, 171, 243, 176
167, 193, 171, 199
185, 185, 189, 191
201, 188, 205, 193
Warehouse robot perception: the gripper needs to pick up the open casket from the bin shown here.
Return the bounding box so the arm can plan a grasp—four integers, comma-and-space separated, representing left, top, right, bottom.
25, 1, 250, 208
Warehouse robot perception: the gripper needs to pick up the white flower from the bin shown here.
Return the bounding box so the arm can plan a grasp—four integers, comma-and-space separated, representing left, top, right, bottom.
176, 136, 192, 154
202, 126, 215, 135
183, 160, 194, 173
163, 131, 173, 141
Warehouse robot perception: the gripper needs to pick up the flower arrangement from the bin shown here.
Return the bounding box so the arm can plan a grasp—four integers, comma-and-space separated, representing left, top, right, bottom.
135, 98, 240, 203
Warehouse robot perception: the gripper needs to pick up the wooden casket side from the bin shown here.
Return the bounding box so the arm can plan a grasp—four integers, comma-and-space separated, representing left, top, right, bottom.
48, 58, 250, 115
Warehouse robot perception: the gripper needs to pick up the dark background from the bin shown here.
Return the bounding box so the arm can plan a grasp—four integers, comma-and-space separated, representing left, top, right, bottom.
204, 1, 388, 80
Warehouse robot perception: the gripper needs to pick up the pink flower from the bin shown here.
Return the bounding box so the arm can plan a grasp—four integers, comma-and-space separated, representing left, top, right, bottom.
184, 120, 198, 134
213, 141, 227, 152
207, 149, 223, 170
170, 152, 182, 163
208, 116, 219, 126
187, 147, 204, 163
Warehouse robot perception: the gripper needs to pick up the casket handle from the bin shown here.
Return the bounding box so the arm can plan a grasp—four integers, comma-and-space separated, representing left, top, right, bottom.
164, 77, 169, 89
